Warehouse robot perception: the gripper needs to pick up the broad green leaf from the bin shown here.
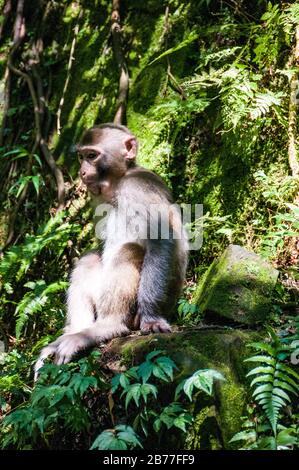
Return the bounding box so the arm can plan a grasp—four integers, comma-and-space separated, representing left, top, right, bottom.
138, 361, 154, 383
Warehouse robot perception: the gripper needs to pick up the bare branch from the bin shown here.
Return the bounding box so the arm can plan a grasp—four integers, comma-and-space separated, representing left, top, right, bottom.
3, 0, 65, 247
111, 0, 129, 125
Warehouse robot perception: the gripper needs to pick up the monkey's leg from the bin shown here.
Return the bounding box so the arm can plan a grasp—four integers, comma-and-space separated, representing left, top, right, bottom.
40, 243, 144, 366
137, 239, 174, 334
64, 252, 102, 334
34, 252, 102, 379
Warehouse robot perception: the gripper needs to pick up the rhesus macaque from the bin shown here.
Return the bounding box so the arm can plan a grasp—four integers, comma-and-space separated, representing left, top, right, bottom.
35, 124, 188, 376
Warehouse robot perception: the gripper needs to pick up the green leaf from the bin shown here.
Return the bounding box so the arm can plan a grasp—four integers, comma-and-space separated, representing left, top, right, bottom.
246, 366, 275, 377
273, 379, 297, 396
245, 355, 275, 365
16, 178, 28, 198
146, 30, 198, 67
276, 363, 299, 381
173, 414, 192, 432
119, 373, 130, 389
116, 425, 143, 448
90, 431, 127, 450
153, 419, 162, 433
33, 153, 42, 167
91, 426, 142, 450
272, 387, 291, 403
155, 356, 177, 380
152, 364, 169, 382
111, 374, 121, 393
179, 369, 225, 400
252, 383, 273, 397
274, 371, 298, 390
247, 342, 276, 355
138, 361, 154, 383
249, 374, 274, 387
125, 384, 142, 408
140, 383, 158, 403
31, 175, 40, 195
146, 350, 164, 361
230, 430, 257, 443
277, 429, 298, 449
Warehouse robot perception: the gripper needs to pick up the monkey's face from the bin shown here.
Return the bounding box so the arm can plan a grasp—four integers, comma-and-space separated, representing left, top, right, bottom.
77, 129, 138, 201
79, 151, 126, 203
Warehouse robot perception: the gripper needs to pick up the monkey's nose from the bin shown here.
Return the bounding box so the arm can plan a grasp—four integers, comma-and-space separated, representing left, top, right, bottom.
80, 170, 86, 177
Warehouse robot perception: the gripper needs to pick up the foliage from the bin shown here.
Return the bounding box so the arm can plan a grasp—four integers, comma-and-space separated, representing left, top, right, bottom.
0, 212, 79, 282
0, 349, 224, 450
0, 351, 106, 449
230, 328, 299, 450
0, 211, 82, 342
91, 425, 142, 450
14, 280, 68, 339
91, 350, 224, 450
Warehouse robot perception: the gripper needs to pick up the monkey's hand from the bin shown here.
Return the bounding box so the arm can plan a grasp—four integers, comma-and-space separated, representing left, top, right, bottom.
52, 332, 91, 365
140, 317, 171, 334
35, 333, 91, 380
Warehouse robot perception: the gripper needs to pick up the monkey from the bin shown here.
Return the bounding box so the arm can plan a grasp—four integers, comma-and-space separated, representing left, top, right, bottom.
35, 123, 188, 377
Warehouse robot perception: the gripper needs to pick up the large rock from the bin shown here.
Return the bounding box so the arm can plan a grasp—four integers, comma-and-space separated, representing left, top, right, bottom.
194, 244, 279, 325
104, 327, 264, 449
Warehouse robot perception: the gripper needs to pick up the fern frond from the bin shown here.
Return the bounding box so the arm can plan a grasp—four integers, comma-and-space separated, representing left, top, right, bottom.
15, 280, 68, 338
249, 91, 284, 120
246, 339, 299, 435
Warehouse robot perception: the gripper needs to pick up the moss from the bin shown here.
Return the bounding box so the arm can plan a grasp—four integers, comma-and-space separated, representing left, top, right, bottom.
216, 377, 247, 448
195, 245, 279, 325
185, 405, 223, 450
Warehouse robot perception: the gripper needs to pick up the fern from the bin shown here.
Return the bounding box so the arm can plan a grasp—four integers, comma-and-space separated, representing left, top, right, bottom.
15, 280, 68, 339
281, 3, 299, 35
245, 332, 299, 435
183, 64, 282, 131
0, 212, 80, 282
249, 90, 284, 120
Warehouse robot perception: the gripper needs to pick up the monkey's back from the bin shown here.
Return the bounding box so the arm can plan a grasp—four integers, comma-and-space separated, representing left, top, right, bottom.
119, 166, 174, 204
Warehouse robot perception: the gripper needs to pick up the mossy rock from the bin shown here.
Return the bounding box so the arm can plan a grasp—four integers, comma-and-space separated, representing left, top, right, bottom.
194, 244, 279, 325
104, 327, 264, 449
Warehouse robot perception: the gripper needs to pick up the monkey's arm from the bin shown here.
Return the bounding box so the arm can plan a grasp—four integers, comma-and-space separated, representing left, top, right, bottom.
137, 239, 175, 333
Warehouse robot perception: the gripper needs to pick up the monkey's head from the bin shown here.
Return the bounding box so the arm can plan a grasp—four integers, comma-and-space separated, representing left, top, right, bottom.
77, 123, 138, 200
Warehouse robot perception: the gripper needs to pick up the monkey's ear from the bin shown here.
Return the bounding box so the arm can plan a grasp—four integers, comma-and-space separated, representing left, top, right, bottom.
124, 136, 137, 160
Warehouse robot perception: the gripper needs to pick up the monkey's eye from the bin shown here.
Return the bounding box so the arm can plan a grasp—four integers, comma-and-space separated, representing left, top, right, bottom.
87, 152, 98, 160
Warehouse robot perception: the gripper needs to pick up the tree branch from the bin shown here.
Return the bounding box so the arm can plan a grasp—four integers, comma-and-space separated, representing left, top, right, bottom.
3, 0, 65, 247
111, 0, 129, 125
7, 1, 65, 212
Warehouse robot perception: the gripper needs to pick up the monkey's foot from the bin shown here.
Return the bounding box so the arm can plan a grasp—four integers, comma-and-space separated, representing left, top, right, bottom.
140, 317, 171, 334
